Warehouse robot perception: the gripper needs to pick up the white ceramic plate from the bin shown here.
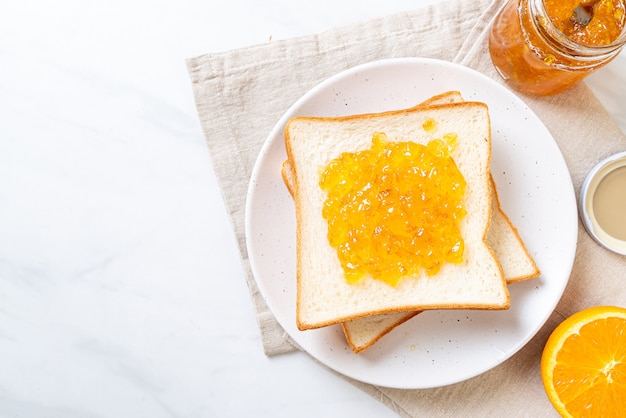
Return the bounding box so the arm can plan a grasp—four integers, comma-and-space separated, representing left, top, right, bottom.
245, 58, 577, 389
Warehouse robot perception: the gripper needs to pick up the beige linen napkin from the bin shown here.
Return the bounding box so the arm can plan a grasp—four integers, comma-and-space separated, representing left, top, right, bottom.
187, 0, 626, 415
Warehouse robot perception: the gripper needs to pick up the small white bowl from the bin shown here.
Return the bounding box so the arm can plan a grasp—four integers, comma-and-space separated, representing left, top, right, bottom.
580, 151, 626, 255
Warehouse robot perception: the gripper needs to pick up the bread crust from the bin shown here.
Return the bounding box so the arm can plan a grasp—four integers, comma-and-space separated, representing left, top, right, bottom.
342, 311, 422, 354
488, 176, 541, 283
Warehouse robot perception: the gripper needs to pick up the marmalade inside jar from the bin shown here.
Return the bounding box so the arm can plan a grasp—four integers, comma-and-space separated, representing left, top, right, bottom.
545, 0, 625, 46
319, 132, 467, 287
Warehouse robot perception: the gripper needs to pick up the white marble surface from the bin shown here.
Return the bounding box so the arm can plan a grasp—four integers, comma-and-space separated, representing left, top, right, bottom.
1, 1, 625, 417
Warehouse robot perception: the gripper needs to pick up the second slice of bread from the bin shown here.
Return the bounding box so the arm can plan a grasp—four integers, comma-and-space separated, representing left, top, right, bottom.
285, 102, 511, 330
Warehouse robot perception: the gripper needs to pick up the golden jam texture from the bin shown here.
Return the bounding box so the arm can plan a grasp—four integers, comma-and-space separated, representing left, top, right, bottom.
544, 0, 625, 46
319, 132, 466, 287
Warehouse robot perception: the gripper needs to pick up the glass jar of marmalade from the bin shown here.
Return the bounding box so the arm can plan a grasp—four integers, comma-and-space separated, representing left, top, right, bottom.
489, 0, 626, 96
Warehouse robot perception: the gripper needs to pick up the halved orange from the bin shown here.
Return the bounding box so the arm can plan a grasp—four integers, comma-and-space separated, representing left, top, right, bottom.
541, 306, 626, 417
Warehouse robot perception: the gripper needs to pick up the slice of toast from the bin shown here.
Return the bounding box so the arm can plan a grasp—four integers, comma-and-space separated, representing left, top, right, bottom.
282, 92, 539, 351
286, 100, 510, 330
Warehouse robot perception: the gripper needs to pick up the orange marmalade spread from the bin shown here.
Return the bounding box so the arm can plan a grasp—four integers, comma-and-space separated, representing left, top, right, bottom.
489, 0, 626, 95
319, 132, 466, 287
545, 0, 625, 46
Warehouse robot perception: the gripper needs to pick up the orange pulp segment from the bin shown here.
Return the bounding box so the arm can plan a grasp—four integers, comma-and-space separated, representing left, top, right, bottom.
541, 305, 626, 417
